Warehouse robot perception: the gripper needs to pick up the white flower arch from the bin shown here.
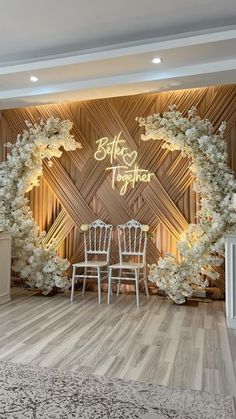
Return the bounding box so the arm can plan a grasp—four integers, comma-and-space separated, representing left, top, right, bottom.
0, 117, 81, 294
138, 106, 236, 304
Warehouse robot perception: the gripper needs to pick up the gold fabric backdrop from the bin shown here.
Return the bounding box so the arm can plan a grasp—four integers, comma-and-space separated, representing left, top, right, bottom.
1, 85, 236, 293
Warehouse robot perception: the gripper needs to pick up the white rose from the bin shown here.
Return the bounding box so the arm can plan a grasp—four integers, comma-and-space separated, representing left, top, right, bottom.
141, 224, 149, 232
81, 224, 89, 232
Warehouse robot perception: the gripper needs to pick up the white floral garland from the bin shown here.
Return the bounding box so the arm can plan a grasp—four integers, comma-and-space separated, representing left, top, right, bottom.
0, 117, 81, 294
138, 106, 236, 304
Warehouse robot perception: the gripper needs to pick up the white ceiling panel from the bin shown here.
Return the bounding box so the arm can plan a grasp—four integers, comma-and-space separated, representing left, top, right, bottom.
0, 1, 236, 108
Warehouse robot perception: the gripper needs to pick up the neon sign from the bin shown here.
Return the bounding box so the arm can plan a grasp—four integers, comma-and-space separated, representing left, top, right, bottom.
94, 132, 154, 195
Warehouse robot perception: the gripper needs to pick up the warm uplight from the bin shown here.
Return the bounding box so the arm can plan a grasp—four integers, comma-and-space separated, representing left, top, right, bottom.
152, 57, 162, 64
180, 231, 187, 240
30, 76, 38, 82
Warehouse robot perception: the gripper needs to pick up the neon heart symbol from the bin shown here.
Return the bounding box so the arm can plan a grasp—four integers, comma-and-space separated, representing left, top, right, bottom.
123, 150, 137, 166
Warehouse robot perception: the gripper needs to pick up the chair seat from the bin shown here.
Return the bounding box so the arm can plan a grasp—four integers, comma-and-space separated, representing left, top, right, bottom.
72, 261, 107, 268
109, 262, 144, 269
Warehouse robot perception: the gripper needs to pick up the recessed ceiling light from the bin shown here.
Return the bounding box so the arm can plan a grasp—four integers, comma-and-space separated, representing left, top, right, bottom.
152, 57, 162, 64
30, 75, 38, 82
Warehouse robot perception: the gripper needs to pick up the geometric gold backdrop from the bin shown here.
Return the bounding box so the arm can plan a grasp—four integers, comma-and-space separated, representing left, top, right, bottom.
1, 84, 236, 293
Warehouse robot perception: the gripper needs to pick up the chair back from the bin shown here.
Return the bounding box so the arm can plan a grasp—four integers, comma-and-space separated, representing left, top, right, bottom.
83, 220, 113, 263
117, 219, 148, 264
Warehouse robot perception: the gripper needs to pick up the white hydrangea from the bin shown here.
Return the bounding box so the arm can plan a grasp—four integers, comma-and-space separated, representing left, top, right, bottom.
0, 117, 81, 294
138, 106, 236, 304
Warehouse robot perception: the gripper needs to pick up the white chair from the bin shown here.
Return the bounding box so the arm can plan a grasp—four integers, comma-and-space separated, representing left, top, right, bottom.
71, 220, 112, 304
107, 219, 149, 307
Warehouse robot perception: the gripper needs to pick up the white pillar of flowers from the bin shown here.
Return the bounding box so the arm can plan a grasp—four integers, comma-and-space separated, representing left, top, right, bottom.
225, 233, 236, 329
0, 232, 11, 305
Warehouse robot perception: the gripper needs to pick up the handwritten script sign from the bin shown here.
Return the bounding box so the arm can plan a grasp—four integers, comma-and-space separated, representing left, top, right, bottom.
94, 132, 154, 195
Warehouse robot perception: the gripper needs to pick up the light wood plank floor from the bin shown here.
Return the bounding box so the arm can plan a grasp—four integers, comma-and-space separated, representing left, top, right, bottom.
1, 288, 236, 398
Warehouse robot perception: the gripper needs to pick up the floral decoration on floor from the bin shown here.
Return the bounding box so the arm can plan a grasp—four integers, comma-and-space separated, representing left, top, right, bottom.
0, 117, 81, 294
138, 106, 236, 304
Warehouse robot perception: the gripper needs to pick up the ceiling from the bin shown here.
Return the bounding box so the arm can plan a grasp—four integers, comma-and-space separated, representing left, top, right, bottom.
0, 0, 236, 109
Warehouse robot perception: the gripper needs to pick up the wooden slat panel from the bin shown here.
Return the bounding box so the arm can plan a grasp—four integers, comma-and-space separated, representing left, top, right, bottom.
1, 85, 236, 292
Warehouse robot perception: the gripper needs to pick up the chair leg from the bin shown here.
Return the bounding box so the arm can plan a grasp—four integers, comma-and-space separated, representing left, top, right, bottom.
71, 266, 76, 302
107, 267, 112, 304
97, 267, 102, 304
135, 269, 140, 307
107, 266, 113, 296
116, 269, 122, 296
144, 278, 149, 299
82, 267, 87, 295
143, 265, 149, 299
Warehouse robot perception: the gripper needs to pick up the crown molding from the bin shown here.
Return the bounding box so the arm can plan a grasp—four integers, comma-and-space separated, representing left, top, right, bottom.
0, 26, 236, 75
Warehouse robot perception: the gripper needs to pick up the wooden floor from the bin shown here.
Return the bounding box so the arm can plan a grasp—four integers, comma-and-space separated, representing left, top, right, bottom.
1, 288, 236, 398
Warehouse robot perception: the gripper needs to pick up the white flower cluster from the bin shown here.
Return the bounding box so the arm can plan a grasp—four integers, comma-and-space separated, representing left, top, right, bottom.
138, 106, 236, 304
0, 117, 81, 294
80, 224, 89, 232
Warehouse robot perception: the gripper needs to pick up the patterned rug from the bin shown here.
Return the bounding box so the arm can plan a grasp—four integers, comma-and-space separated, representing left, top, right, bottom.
0, 361, 234, 418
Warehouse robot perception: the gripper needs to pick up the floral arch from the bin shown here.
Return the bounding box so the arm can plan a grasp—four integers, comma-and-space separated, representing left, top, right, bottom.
138, 106, 236, 304
0, 117, 81, 294
0, 109, 236, 301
